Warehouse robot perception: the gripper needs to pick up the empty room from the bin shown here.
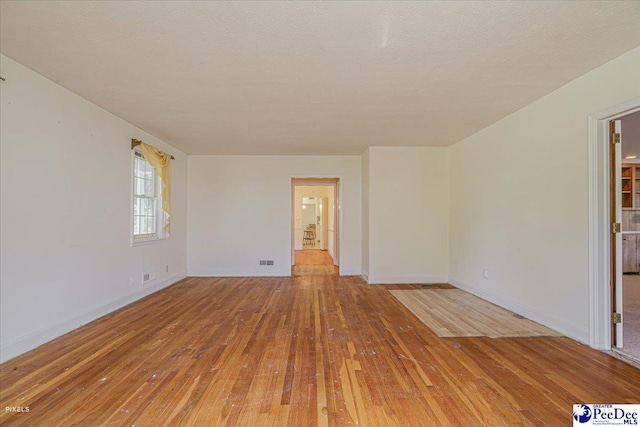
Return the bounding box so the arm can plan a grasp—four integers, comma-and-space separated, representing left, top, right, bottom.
1, 1, 640, 426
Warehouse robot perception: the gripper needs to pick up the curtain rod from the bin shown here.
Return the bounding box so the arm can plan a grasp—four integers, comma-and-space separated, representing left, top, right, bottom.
131, 138, 175, 159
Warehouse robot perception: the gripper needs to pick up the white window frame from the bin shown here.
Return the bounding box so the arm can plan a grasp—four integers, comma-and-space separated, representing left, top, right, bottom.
131, 149, 165, 246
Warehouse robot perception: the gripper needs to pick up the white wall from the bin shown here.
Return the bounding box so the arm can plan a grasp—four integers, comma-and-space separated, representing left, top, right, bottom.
365, 147, 450, 283
0, 55, 188, 362
621, 110, 640, 158
187, 156, 361, 276
449, 46, 640, 343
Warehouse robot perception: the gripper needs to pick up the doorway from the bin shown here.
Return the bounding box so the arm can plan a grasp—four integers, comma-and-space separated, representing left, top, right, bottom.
291, 178, 340, 275
301, 196, 322, 249
589, 97, 640, 358
613, 111, 640, 361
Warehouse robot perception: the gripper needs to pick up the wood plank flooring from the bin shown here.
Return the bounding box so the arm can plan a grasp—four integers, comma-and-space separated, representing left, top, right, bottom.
390, 289, 561, 338
292, 250, 338, 276
1, 276, 639, 426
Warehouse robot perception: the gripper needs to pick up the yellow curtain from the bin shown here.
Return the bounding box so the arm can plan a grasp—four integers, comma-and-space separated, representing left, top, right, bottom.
140, 142, 171, 234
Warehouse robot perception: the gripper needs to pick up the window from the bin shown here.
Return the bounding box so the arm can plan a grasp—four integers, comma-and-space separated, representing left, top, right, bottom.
132, 150, 163, 244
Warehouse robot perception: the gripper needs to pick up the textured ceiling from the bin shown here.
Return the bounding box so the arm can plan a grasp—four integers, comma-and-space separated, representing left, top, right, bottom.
1, 1, 639, 155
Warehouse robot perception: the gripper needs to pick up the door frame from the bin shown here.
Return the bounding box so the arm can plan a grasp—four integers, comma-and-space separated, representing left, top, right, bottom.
610, 119, 623, 347
291, 177, 341, 270
588, 97, 640, 350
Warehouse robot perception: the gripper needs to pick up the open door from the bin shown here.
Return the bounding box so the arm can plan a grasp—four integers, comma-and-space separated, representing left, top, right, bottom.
611, 119, 623, 347
317, 196, 329, 250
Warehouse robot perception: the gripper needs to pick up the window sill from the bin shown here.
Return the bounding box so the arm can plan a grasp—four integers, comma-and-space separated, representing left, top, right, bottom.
131, 236, 165, 247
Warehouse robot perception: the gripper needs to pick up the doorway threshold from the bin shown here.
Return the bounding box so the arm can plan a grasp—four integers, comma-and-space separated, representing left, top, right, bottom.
610, 348, 640, 369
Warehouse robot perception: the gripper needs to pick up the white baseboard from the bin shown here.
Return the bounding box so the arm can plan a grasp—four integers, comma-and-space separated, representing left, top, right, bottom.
188, 268, 291, 277
366, 275, 449, 285
0, 272, 187, 363
190, 268, 360, 277
337, 267, 360, 276
449, 278, 589, 344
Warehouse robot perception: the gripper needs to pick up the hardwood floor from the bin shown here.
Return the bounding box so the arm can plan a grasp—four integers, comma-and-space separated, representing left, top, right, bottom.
292, 250, 338, 276
390, 289, 561, 338
1, 276, 639, 426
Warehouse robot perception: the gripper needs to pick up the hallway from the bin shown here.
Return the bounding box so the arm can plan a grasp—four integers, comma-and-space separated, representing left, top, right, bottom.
292, 250, 338, 276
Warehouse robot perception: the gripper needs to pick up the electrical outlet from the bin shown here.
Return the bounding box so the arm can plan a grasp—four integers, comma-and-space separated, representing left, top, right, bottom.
165, 264, 169, 273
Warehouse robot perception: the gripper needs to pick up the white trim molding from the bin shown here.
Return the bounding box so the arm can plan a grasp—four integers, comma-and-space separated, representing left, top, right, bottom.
289, 175, 343, 275
366, 275, 449, 285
